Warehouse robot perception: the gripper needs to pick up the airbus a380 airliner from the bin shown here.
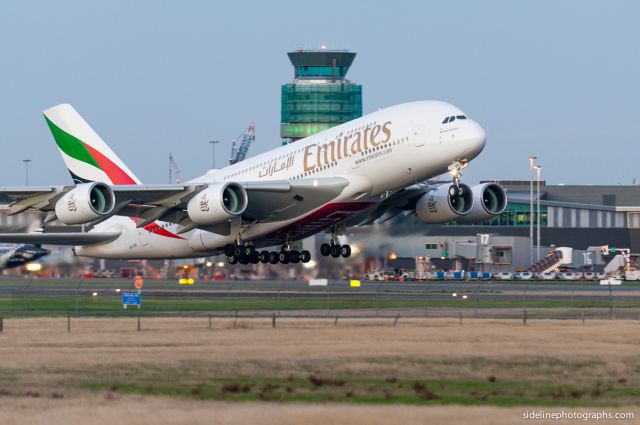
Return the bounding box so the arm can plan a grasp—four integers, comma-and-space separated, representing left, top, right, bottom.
0, 101, 506, 265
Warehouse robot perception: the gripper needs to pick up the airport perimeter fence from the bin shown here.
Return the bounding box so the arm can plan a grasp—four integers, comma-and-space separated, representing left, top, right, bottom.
1, 278, 640, 322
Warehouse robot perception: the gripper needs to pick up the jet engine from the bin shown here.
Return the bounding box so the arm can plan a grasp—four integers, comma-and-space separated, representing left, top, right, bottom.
455, 183, 507, 224
55, 182, 115, 225
187, 182, 248, 225
416, 183, 473, 223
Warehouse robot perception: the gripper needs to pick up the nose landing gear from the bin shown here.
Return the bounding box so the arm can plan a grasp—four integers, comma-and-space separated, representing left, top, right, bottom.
448, 160, 469, 190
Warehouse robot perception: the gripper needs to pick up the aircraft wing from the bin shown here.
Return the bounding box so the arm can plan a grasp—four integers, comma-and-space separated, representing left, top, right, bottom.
0, 187, 60, 204
112, 178, 349, 221
344, 183, 430, 227
0, 177, 350, 234
117, 177, 350, 230
0, 232, 121, 245
242, 177, 350, 222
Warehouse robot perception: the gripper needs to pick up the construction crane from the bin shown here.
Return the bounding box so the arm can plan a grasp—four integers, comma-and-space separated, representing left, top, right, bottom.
168, 153, 182, 184
229, 123, 256, 165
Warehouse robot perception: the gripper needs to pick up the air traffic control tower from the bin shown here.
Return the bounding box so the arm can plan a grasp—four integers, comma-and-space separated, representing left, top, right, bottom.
281, 49, 362, 144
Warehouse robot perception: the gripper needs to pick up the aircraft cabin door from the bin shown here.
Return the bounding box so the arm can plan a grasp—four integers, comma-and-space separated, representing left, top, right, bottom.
413, 125, 426, 147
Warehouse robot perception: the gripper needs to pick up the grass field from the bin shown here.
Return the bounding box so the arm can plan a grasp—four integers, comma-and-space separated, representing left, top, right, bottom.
0, 317, 639, 424
1, 294, 639, 318
0, 278, 638, 317
1, 296, 639, 317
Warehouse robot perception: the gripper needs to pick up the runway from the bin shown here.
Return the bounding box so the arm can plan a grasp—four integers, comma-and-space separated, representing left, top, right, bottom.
1, 278, 639, 303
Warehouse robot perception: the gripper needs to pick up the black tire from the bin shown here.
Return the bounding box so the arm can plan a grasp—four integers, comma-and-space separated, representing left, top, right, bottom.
223, 244, 235, 257
300, 250, 311, 263
233, 245, 243, 257
269, 251, 279, 264
278, 251, 290, 264
340, 245, 352, 258
250, 252, 260, 264
228, 255, 239, 265
243, 245, 255, 257
239, 254, 250, 265
320, 243, 331, 257
330, 244, 341, 258
259, 251, 270, 264
290, 250, 301, 264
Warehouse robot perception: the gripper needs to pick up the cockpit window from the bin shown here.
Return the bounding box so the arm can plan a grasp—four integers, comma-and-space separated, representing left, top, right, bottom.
444, 115, 468, 123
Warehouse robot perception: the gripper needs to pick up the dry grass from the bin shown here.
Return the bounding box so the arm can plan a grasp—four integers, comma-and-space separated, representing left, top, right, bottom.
0, 317, 639, 424
3, 395, 639, 425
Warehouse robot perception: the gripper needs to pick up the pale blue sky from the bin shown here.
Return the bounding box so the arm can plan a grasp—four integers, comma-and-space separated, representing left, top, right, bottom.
0, 0, 638, 186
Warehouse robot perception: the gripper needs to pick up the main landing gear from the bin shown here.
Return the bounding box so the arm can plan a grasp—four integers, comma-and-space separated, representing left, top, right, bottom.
319, 238, 351, 259
224, 243, 311, 265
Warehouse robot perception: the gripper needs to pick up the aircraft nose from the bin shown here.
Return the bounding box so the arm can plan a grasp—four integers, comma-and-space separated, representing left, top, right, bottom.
460, 121, 486, 159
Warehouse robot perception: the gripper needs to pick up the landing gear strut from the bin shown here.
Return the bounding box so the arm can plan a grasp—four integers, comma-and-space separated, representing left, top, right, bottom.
448, 160, 469, 190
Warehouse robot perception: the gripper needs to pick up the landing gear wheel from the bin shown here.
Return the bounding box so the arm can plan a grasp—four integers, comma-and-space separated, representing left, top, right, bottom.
250, 251, 260, 264
228, 255, 239, 265
290, 250, 301, 264
239, 254, 250, 265
320, 243, 331, 257
223, 244, 235, 257
233, 245, 243, 257
269, 251, 279, 264
300, 250, 311, 263
243, 245, 255, 257
330, 244, 341, 258
340, 245, 351, 258
278, 251, 290, 264
259, 251, 270, 264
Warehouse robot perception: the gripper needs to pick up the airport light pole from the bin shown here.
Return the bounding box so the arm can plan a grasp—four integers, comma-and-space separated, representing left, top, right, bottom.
209, 140, 220, 170
528, 156, 537, 265
22, 159, 31, 185
535, 165, 542, 261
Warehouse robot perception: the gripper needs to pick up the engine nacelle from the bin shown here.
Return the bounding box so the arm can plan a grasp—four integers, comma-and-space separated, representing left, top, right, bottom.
455, 183, 507, 224
187, 182, 248, 225
54, 182, 115, 225
416, 183, 473, 223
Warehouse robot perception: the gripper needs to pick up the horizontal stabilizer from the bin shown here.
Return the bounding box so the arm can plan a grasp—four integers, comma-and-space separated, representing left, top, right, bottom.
0, 232, 121, 245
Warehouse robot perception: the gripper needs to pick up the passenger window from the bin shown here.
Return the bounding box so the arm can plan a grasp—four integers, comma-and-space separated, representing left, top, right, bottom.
442, 117, 450, 124
456, 115, 466, 120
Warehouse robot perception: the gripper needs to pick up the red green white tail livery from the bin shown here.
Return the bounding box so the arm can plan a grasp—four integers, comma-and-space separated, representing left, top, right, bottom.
43, 104, 141, 186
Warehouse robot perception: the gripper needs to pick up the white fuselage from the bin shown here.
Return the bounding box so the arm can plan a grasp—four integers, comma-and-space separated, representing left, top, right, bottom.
77, 101, 486, 259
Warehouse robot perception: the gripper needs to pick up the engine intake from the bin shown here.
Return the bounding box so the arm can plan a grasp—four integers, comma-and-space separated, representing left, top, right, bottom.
416, 183, 473, 223
187, 182, 248, 225
456, 183, 507, 224
55, 182, 115, 225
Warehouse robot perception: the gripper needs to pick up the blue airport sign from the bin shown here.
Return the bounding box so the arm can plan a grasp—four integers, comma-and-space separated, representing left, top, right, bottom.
121, 293, 141, 306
